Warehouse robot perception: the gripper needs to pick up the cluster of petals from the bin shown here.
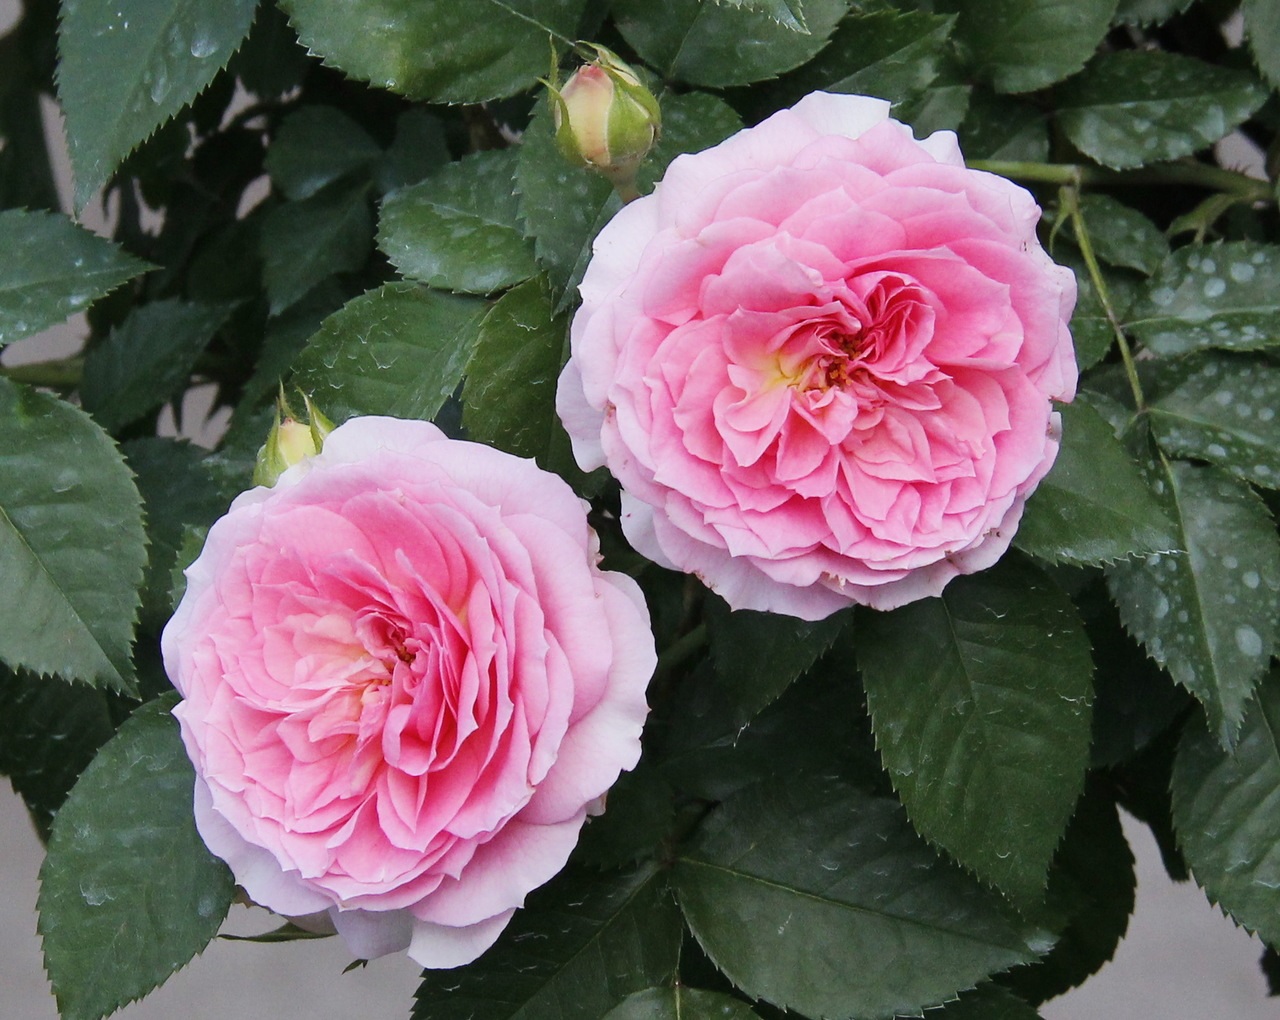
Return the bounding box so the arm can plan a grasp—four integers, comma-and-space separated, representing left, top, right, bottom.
557, 91, 1078, 619
162, 417, 654, 968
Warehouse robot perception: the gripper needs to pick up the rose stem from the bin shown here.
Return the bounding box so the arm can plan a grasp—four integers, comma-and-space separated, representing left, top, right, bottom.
1059, 185, 1146, 411
970, 159, 1272, 203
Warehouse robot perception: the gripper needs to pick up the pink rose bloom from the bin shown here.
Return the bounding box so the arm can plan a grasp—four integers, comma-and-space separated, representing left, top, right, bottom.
162, 417, 654, 968
557, 92, 1077, 619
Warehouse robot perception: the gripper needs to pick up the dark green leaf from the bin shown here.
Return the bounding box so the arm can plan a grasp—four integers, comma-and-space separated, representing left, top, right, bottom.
1056, 52, 1268, 170
960, 91, 1050, 162
1016, 401, 1179, 566
0, 666, 114, 842
1126, 243, 1280, 357
516, 90, 742, 306
230, 0, 310, 98
80, 299, 235, 433
674, 778, 1054, 1019
706, 596, 849, 728
263, 106, 381, 201
1113, 0, 1193, 24
412, 863, 681, 1020
0, 208, 149, 347
572, 766, 674, 870
1149, 353, 1280, 490
1172, 671, 1280, 947
1243, 0, 1280, 87
461, 276, 565, 463
705, 0, 807, 33
375, 109, 451, 194
604, 987, 761, 1019
613, 0, 848, 88
1107, 458, 1280, 747
938, 0, 1116, 94
906, 985, 1044, 1019
291, 282, 487, 422
38, 695, 235, 1020
782, 9, 956, 109
380, 149, 536, 294
57, 0, 257, 208
122, 438, 227, 632
278, 0, 586, 104
1074, 194, 1169, 276
1000, 781, 1135, 1004
858, 556, 1094, 904
1083, 575, 1191, 769
0, 378, 145, 692
261, 179, 374, 314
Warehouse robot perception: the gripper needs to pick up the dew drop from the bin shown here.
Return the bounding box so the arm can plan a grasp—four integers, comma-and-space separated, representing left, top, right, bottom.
1244, 570, 1261, 590
1203, 278, 1226, 299
1230, 262, 1256, 283
1235, 625, 1263, 657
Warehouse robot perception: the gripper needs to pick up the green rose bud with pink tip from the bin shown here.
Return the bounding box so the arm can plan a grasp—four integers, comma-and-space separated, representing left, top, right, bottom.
549, 45, 661, 200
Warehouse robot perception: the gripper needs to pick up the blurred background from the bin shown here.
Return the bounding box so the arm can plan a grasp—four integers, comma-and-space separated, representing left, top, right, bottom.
0, 0, 1274, 1015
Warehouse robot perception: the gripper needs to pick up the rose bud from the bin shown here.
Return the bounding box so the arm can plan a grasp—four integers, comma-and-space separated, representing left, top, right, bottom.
550, 45, 661, 198
253, 392, 335, 487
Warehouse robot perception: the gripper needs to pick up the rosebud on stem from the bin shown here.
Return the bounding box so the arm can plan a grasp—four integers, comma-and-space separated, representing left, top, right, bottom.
253, 390, 335, 487
548, 44, 661, 203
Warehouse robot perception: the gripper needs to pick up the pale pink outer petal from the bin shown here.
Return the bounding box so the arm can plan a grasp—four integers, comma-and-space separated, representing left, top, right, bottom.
409, 911, 515, 969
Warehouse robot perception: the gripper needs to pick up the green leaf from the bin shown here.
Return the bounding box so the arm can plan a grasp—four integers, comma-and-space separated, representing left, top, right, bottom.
376, 109, 452, 194
705, 596, 849, 729
858, 556, 1094, 903
1016, 401, 1179, 566
938, 0, 1117, 94
1149, 353, 1280, 490
412, 863, 681, 1020
1172, 671, 1280, 947
704, 0, 807, 33
0, 666, 114, 842
261, 179, 374, 314
0, 208, 150, 347
1244, 0, 1280, 88
1126, 242, 1280, 357
613, 0, 848, 88
907, 985, 1044, 1019
263, 106, 381, 201
278, 0, 585, 104
1056, 52, 1268, 170
604, 987, 762, 1019
80, 299, 235, 433
572, 766, 675, 870
0, 378, 146, 692
782, 9, 956, 109
960, 91, 1050, 162
122, 438, 227, 632
1107, 457, 1280, 747
674, 778, 1054, 1019
516, 91, 742, 306
291, 282, 487, 423
1073, 194, 1169, 276
38, 695, 235, 1020
461, 276, 565, 463
658, 654, 886, 805
57, 0, 257, 208
999, 781, 1135, 1004
1113, 0, 1193, 24
380, 149, 537, 295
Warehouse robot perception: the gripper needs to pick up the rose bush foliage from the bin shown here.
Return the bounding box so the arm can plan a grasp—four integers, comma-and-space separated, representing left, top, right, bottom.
3, 1, 1280, 1019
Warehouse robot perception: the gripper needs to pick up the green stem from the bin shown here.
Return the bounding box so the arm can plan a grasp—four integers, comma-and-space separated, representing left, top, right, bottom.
0, 356, 83, 389
1060, 186, 1145, 410
653, 622, 708, 686
971, 159, 1272, 201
